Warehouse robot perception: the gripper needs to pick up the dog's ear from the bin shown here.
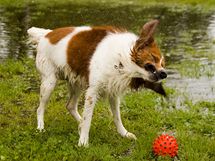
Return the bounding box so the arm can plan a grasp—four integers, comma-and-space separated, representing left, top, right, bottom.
135, 20, 159, 51
140, 19, 159, 39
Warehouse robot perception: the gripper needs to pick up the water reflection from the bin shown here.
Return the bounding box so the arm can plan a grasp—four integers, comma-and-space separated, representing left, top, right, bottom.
0, 8, 9, 59
0, 4, 212, 59
167, 70, 215, 103
0, 6, 31, 59
208, 13, 215, 44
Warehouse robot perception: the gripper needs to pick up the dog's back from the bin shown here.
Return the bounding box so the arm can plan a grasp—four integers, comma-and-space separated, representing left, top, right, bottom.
28, 26, 138, 93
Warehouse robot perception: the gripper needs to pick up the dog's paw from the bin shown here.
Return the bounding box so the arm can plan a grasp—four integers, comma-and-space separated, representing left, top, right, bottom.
36, 127, 46, 132
125, 132, 137, 140
78, 138, 89, 147
37, 120, 44, 132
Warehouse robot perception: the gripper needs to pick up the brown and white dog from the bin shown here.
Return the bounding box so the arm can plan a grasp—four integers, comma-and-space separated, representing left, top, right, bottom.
27, 20, 167, 147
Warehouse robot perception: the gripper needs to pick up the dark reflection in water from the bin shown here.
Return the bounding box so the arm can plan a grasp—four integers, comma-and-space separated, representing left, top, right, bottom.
0, 4, 212, 60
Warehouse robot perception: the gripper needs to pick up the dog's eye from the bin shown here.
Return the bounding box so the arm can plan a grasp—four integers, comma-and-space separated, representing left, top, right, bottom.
144, 63, 156, 73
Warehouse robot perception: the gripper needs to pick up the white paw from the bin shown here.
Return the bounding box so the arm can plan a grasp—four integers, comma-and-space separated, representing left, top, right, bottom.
78, 137, 89, 147
37, 128, 46, 133
37, 121, 44, 132
125, 132, 137, 140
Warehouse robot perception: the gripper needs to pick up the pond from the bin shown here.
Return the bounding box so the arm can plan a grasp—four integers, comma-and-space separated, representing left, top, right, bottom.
0, 3, 215, 102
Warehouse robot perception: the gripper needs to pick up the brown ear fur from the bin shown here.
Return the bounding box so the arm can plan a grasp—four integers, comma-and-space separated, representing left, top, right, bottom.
135, 20, 159, 51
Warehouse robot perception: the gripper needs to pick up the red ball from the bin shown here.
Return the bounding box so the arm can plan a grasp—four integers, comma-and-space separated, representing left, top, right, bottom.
152, 134, 178, 158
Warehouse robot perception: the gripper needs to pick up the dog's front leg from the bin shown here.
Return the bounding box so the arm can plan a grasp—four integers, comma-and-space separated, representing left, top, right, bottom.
78, 87, 97, 147
109, 96, 137, 140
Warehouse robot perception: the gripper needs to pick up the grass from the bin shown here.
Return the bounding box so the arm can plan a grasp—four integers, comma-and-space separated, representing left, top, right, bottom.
170, 58, 215, 78
0, 58, 215, 161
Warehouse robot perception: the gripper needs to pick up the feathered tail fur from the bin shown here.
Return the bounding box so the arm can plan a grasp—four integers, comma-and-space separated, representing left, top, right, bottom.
27, 27, 52, 44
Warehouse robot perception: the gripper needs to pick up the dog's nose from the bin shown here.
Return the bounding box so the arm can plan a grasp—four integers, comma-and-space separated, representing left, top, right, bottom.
159, 70, 167, 79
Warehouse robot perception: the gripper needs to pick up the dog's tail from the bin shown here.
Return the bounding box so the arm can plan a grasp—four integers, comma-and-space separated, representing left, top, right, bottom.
27, 27, 52, 44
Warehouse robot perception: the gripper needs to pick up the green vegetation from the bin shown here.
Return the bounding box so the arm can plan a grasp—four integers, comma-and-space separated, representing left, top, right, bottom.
0, 58, 214, 161
170, 58, 215, 78
1, 0, 215, 10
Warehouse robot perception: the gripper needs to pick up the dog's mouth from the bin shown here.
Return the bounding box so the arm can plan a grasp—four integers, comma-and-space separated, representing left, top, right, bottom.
148, 73, 159, 82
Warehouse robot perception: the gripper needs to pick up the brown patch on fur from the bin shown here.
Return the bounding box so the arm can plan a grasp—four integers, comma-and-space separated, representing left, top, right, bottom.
130, 78, 166, 96
135, 20, 159, 51
131, 41, 164, 69
67, 26, 125, 82
45, 27, 74, 44
131, 20, 164, 69
93, 26, 126, 33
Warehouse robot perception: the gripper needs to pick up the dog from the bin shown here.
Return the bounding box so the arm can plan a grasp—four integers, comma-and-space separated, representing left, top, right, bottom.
27, 19, 167, 147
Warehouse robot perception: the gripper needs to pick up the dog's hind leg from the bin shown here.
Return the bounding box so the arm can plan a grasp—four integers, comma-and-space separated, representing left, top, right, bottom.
109, 96, 137, 140
66, 83, 82, 122
37, 74, 57, 131
36, 54, 57, 131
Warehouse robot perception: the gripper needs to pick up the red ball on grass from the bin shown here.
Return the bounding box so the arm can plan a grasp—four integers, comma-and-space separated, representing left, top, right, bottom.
152, 134, 178, 158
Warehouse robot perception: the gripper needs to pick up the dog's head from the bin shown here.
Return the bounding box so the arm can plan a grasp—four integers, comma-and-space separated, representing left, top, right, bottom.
131, 20, 167, 82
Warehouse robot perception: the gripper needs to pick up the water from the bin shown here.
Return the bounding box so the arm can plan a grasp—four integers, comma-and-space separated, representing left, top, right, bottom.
0, 3, 215, 102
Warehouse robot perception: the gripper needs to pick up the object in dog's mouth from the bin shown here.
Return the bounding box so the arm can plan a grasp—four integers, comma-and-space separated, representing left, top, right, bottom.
130, 78, 166, 96
27, 19, 167, 147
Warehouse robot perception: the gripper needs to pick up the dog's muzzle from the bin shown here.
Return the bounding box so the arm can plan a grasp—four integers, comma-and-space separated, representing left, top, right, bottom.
150, 70, 167, 82
157, 70, 167, 79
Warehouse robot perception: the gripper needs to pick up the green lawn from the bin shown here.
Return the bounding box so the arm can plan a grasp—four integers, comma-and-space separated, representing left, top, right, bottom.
1, 0, 215, 9
0, 58, 214, 160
